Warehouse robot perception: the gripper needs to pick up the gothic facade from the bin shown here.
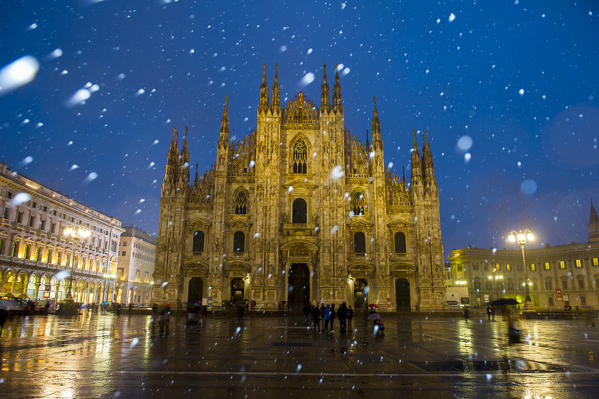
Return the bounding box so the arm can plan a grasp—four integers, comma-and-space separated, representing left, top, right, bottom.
152, 65, 446, 311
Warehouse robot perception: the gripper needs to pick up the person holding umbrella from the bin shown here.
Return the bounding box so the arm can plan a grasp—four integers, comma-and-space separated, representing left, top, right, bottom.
367, 304, 384, 336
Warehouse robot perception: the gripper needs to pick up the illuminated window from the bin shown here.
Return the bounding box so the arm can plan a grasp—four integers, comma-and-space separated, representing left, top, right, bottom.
23, 244, 31, 259
46, 249, 53, 263
292, 139, 307, 174
594, 258, 599, 267
233, 191, 248, 214
559, 260, 565, 269
351, 192, 365, 216
11, 242, 18, 257
544, 262, 550, 271
530, 263, 536, 271
35, 247, 41, 261
495, 263, 500, 272
575, 259, 582, 268
506, 264, 511, 272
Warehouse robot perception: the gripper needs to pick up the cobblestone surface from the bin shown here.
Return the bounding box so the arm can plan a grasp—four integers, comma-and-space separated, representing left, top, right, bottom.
0, 312, 598, 398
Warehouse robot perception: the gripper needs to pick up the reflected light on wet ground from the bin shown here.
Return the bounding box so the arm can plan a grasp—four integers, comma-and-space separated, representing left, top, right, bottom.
0, 312, 598, 398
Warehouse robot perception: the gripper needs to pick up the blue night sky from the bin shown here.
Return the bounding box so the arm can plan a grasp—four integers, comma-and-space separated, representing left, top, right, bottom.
1, 0, 598, 254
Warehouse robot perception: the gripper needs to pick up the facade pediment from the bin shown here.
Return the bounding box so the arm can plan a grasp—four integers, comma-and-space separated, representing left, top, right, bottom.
348, 217, 371, 229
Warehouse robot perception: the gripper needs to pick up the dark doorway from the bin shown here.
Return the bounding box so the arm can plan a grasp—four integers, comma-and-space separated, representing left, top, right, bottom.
188, 277, 203, 305
231, 278, 245, 302
288, 263, 310, 311
396, 278, 410, 311
354, 279, 368, 309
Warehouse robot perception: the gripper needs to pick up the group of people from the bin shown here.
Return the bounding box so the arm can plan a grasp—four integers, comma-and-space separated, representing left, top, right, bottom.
303, 302, 354, 332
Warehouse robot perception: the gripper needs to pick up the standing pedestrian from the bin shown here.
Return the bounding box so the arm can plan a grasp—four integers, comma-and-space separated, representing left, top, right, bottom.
323, 304, 331, 330
337, 302, 347, 332
330, 304, 336, 331
302, 303, 310, 325
320, 303, 325, 326
311, 304, 321, 332
347, 305, 354, 329
486, 305, 492, 320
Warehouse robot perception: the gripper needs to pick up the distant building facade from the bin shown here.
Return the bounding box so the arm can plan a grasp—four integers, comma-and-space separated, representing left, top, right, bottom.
152, 65, 446, 311
0, 162, 124, 303
117, 226, 156, 305
447, 201, 599, 309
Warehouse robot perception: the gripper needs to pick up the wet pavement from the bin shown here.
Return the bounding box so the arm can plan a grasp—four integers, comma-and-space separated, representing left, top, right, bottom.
1, 312, 598, 398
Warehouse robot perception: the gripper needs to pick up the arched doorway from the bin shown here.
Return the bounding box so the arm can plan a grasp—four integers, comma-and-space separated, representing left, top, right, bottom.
396, 278, 411, 311
288, 263, 309, 311
231, 278, 244, 302
354, 279, 368, 309
188, 277, 203, 305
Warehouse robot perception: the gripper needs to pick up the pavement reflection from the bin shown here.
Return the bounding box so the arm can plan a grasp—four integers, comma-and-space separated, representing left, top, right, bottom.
0, 311, 597, 398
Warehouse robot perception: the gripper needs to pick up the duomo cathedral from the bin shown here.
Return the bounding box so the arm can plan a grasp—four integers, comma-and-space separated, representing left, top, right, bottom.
152, 65, 446, 311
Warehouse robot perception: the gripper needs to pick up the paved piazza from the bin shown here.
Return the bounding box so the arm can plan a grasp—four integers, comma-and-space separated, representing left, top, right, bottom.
0, 312, 598, 398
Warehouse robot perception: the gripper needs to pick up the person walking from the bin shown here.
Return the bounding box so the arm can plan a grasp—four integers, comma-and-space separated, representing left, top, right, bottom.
347, 305, 354, 329
486, 305, 492, 320
323, 304, 331, 330
330, 304, 336, 331
337, 302, 347, 332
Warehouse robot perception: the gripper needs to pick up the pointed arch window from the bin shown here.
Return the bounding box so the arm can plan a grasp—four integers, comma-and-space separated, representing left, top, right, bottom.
352, 192, 365, 216
354, 232, 366, 253
234, 191, 248, 214
292, 140, 307, 174
233, 231, 245, 253
292, 198, 307, 224
193, 231, 205, 253
394, 232, 406, 253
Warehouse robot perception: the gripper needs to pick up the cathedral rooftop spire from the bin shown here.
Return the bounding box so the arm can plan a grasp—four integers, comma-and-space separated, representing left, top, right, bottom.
320, 64, 329, 112
332, 64, 343, 113
372, 96, 381, 146
181, 126, 189, 164
259, 64, 269, 113
219, 96, 229, 145
272, 64, 280, 111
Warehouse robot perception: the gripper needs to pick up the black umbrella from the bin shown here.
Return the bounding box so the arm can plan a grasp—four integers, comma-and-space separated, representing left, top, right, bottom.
489, 298, 519, 306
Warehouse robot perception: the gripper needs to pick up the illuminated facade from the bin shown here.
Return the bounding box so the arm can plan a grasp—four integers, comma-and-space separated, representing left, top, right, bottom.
117, 226, 156, 305
447, 200, 599, 309
153, 65, 446, 311
0, 162, 124, 303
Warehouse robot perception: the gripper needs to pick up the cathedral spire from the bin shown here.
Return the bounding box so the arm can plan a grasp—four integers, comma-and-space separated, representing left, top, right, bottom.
194, 162, 199, 184
422, 130, 438, 196
180, 126, 189, 165
258, 64, 269, 113
320, 64, 329, 112
365, 129, 369, 149
411, 130, 423, 191
219, 96, 229, 146
372, 96, 381, 147
332, 65, 343, 113
271, 64, 280, 111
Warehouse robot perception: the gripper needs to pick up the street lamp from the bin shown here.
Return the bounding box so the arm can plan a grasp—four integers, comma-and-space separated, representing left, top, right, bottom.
507, 229, 534, 308
487, 273, 503, 300
63, 226, 91, 300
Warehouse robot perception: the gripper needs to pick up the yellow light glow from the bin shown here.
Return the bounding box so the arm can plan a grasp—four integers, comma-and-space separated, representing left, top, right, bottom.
455, 280, 468, 285
526, 233, 534, 241
517, 233, 525, 242
488, 275, 493, 280
507, 234, 516, 243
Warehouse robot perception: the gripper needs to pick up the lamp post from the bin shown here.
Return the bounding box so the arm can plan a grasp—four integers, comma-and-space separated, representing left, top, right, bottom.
63, 226, 91, 300
487, 272, 503, 300
507, 229, 534, 308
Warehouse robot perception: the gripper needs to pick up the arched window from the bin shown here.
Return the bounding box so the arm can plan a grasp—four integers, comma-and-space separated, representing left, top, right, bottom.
354, 232, 365, 253
352, 192, 365, 216
292, 198, 307, 223
193, 231, 204, 252
234, 191, 248, 214
292, 140, 307, 174
394, 232, 406, 253
233, 231, 245, 252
